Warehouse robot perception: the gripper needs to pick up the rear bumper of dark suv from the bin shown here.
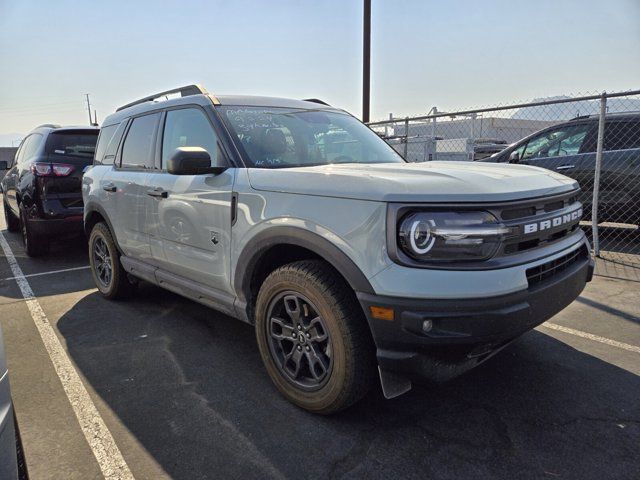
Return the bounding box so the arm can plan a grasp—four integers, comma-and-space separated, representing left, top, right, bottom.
26, 195, 84, 236
357, 244, 594, 384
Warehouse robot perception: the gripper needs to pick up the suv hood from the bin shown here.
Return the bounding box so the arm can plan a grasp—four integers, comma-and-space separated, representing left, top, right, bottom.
247, 162, 579, 202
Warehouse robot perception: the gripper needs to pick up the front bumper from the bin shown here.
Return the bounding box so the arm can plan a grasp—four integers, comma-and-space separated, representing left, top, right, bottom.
358, 244, 594, 384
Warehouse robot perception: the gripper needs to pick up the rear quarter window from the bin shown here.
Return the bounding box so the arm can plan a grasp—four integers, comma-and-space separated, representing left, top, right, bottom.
604, 121, 640, 150
93, 124, 117, 164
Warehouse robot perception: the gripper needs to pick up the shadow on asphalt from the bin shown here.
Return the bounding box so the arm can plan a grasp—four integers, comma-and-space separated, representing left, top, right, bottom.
0, 231, 88, 298
576, 296, 640, 325
56, 285, 640, 480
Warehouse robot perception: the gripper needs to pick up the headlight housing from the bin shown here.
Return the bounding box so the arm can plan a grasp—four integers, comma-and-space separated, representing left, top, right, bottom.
397, 211, 510, 263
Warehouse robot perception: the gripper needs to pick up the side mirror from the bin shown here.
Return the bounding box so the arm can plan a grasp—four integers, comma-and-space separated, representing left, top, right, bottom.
0, 160, 8, 170
509, 151, 520, 163
167, 147, 226, 175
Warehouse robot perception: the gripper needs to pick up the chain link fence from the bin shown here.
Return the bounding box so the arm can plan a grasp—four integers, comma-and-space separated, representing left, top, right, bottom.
368, 90, 640, 280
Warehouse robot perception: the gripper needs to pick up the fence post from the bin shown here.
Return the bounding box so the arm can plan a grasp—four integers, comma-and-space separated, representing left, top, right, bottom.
592, 92, 607, 257
404, 117, 409, 160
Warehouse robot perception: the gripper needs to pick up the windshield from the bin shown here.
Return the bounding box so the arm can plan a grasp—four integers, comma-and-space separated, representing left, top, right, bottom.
219, 106, 405, 168
46, 131, 98, 158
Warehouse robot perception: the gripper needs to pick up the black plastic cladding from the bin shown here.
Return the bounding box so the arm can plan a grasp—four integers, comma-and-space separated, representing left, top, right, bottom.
386, 189, 584, 271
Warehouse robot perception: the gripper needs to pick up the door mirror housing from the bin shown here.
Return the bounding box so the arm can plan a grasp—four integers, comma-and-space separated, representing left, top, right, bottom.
0, 160, 8, 170
509, 151, 520, 163
167, 147, 226, 175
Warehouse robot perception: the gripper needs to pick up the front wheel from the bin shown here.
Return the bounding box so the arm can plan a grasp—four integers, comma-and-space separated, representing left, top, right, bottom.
89, 222, 135, 300
255, 260, 375, 414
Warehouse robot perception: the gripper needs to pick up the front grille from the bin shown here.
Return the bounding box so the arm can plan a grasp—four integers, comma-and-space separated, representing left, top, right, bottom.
495, 191, 582, 256
526, 245, 587, 287
503, 224, 580, 254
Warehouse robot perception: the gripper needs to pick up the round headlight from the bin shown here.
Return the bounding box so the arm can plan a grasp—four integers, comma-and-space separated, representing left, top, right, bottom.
409, 219, 436, 254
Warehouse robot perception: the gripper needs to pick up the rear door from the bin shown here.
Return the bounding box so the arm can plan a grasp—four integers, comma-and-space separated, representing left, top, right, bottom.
11, 133, 44, 212
2, 137, 26, 213
103, 112, 160, 261
146, 106, 235, 294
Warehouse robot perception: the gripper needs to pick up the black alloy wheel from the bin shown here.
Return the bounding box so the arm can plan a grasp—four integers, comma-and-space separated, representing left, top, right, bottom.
92, 236, 113, 288
266, 292, 333, 390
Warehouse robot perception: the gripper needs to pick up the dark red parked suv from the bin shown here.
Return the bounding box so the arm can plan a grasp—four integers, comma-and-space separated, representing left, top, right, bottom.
1, 124, 99, 256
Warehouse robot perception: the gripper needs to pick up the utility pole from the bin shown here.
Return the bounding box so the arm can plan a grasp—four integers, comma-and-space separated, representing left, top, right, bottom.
93, 109, 98, 126
85, 94, 92, 125
362, 0, 371, 123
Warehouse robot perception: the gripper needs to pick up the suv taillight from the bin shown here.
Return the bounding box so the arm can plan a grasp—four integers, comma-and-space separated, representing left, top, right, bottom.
30, 162, 75, 177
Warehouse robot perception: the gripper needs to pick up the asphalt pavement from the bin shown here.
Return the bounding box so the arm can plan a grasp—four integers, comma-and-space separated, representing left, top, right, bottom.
0, 201, 638, 480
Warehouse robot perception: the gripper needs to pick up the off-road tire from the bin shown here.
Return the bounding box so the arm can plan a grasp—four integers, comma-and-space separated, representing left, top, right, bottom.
255, 260, 375, 414
19, 205, 49, 256
89, 222, 135, 300
3, 199, 20, 232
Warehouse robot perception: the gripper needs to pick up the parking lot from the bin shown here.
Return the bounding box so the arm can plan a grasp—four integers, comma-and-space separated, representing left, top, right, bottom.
0, 198, 638, 480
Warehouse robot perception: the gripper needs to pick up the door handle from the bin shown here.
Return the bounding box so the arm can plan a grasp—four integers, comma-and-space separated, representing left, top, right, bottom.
147, 187, 168, 199
102, 183, 117, 192
556, 165, 575, 171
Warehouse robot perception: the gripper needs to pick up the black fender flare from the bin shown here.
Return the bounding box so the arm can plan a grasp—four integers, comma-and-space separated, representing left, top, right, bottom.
84, 201, 122, 251
233, 226, 375, 304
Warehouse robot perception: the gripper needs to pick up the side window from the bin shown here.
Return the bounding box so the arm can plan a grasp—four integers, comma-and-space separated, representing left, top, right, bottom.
18, 133, 43, 164
161, 108, 219, 167
522, 124, 590, 160
93, 124, 117, 164
604, 122, 640, 151
100, 122, 128, 166
547, 127, 590, 156
120, 113, 160, 169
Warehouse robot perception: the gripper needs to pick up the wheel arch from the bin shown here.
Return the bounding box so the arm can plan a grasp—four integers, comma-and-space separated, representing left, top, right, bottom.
234, 226, 375, 323
84, 202, 122, 251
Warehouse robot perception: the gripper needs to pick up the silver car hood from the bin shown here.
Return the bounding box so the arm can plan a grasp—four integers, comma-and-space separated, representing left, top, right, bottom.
247, 162, 579, 202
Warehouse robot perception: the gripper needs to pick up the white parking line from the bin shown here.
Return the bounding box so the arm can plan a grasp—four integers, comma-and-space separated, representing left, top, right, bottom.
2, 265, 90, 281
0, 232, 134, 480
541, 323, 640, 354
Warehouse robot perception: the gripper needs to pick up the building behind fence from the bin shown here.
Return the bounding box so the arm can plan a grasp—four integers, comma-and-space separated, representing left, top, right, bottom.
368, 90, 640, 277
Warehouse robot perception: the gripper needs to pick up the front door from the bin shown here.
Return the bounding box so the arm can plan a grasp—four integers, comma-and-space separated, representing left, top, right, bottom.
518, 122, 595, 207
146, 107, 235, 294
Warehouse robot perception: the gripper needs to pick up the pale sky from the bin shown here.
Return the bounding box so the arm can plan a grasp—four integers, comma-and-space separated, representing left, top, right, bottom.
1, 0, 639, 145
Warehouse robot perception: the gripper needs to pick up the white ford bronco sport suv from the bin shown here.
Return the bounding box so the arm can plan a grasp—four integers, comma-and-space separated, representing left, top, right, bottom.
83, 85, 594, 414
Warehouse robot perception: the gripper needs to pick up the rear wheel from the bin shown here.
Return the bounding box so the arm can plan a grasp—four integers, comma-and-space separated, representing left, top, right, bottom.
19, 206, 49, 256
3, 199, 20, 232
255, 260, 375, 414
89, 222, 134, 299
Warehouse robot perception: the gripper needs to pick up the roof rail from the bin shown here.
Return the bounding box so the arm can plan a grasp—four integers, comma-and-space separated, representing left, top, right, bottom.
302, 98, 331, 106
35, 124, 61, 129
116, 84, 216, 112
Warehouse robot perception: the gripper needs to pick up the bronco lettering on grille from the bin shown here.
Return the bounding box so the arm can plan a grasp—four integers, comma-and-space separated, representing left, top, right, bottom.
523, 208, 583, 234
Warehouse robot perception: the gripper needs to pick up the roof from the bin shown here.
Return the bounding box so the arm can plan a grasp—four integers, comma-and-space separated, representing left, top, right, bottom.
569, 112, 640, 122
32, 124, 99, 134
103, 87, 338, 127
216, 95, 335, 110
